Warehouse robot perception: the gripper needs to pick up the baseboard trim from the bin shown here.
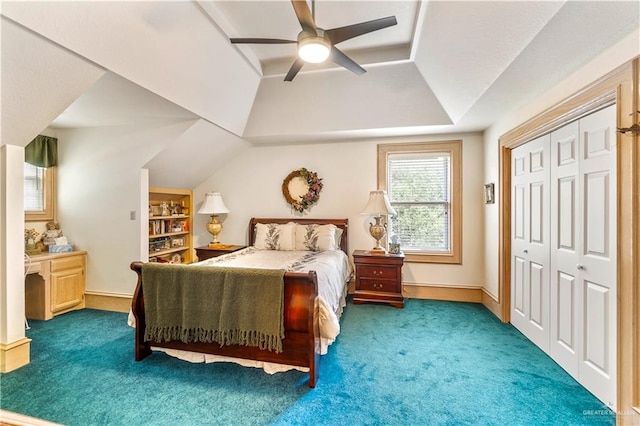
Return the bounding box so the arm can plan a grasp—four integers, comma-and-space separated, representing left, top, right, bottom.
0, 337, 31, 373
481, 289, 505, 322
87, 284, 495, 316
402, 283, 482, 303
84, 292, 132, 313
0, 409, 62, 425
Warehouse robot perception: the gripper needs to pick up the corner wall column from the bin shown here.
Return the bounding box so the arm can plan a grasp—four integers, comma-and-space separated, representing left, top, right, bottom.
0, 144, 31, 372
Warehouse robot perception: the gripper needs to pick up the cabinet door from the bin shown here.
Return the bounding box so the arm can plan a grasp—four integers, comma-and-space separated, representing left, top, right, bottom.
51, 267, 85, 313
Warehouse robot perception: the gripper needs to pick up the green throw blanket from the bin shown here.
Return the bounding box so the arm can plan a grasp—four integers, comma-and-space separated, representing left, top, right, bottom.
141, 263, 285, 353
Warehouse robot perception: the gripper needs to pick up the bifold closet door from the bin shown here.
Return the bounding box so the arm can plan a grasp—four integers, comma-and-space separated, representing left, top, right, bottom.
549, 105, 617, 407
510, 134, 550, 352
549, 120, 581, 378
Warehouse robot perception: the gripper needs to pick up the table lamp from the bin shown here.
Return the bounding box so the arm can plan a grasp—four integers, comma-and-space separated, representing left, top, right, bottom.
197, 192, 229, 244
361, 190, 396, 253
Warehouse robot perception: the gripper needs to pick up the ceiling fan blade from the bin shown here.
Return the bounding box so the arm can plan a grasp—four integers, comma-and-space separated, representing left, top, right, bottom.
326, 16, 397, 45
284, 58, 305, 82
330, 46, 366, 76
291, 0, 317, 34
230, 38, 296, 44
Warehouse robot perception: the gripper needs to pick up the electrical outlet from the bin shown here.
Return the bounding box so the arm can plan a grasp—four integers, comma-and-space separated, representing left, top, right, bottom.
130, 210, 136, 220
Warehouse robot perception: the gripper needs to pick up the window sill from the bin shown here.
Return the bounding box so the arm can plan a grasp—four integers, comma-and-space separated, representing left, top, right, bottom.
403, 251, 461, 264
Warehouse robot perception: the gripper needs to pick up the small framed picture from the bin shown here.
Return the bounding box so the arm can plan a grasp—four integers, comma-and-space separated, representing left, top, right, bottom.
484, 183, 495, 204
172, 237, 185, 248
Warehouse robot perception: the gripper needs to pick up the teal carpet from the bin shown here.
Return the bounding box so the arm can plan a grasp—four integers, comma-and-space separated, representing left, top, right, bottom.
1, 300, 614, 425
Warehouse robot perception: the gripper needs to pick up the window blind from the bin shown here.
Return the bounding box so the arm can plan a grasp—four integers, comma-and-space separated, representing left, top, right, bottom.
387, 152, 451, 251
24, 162, 45, 211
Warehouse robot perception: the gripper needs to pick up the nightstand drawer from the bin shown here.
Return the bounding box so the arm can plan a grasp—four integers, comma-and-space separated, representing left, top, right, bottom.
357, 265, 398, 280
358, 278, 399, 293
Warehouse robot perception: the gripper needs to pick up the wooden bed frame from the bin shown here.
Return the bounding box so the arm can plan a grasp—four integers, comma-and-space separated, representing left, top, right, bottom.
130, 217, 349, 388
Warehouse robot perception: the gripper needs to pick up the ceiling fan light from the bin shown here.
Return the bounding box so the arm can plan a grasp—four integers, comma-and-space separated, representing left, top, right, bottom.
298, 37, 330, 63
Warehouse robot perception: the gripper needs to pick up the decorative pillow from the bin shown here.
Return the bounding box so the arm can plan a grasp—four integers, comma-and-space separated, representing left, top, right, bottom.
334, 227, 344, 250
254, 222, 295, 250
295, 224, 339, 251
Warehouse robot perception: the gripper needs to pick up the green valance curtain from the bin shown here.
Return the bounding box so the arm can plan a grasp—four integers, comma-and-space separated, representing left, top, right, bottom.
25, 135, 58, 167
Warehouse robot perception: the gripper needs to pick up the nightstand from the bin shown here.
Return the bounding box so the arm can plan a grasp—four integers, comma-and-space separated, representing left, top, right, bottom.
195, 244, 246, 261
352, 250, 405, 308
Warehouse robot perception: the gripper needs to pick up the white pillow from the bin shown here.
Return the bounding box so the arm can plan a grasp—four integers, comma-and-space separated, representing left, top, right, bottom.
334, 227, 344, 250
295, 224, 339, 251
254, 222, 295, 250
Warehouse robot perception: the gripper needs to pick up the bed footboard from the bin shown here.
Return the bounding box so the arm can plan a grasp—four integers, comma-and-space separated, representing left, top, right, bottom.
129, 261, 320, 387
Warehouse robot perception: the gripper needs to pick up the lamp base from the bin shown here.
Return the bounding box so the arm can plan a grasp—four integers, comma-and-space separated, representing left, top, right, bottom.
369, 216, 387, 254
206, 215, 223, 244
369, 247, 387, 254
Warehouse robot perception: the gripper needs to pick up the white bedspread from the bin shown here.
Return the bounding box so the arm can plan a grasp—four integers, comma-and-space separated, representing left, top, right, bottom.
129, 247, 352, 373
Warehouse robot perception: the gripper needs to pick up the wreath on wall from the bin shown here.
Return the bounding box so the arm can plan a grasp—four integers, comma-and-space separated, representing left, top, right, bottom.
282, 168, 323, 213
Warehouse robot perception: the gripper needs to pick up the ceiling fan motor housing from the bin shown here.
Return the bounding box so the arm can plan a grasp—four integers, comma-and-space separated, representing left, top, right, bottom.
297, 29, 331, 63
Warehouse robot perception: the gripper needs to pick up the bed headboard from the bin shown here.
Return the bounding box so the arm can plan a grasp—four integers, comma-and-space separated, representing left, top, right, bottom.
248, 218, 349, 254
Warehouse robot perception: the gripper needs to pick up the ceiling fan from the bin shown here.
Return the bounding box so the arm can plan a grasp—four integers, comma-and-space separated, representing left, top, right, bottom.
230, 0, 398, 82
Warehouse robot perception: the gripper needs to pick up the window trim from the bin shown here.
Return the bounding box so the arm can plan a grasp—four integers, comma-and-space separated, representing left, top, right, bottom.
25, 165, 56, 222
378, 140, 462, 264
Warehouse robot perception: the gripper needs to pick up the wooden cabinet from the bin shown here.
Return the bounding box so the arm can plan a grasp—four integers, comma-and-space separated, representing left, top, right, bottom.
25, 251, 87, 320
195, 245, 246, 261
50, 255, 85, 313
149, 186, 193, 264
353, 250, 405, 308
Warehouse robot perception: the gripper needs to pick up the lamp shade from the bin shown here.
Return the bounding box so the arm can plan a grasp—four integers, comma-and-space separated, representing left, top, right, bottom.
361, 190, 396, 216
197, 192, 229, 215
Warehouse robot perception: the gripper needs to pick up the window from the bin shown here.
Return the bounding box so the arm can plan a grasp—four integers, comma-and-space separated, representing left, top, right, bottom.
378, 141, 462, 263
24, 163, 55, 222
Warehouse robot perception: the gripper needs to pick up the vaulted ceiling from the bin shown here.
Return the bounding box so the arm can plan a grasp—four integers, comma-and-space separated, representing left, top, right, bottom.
1, 1, 639, 185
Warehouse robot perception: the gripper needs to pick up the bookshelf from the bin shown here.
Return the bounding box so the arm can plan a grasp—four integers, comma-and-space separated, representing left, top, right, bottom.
148, 186, 193, 264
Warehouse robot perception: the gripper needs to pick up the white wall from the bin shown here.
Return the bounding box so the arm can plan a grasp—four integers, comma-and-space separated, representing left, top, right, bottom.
56, 119, 198, 296
482, 30, 640, 298
195, 133, 486, 289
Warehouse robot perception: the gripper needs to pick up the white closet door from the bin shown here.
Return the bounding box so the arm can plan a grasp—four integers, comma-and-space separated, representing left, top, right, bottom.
540, 104, 616, 408
511, 134, 550, 352
577, 105, 617, 407
549, 121, 581, 378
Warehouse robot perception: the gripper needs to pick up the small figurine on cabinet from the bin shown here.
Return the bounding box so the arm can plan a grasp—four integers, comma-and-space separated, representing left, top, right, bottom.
160, 202, 171, 216
169, 201, 181, 216
42, 222, 74, 253
41, 222, 63, 247
389, 235, 401, 254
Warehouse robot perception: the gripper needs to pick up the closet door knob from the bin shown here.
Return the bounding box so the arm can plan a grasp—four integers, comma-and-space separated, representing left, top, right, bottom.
523, 249, 528, 254
577, 264, 585, 270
